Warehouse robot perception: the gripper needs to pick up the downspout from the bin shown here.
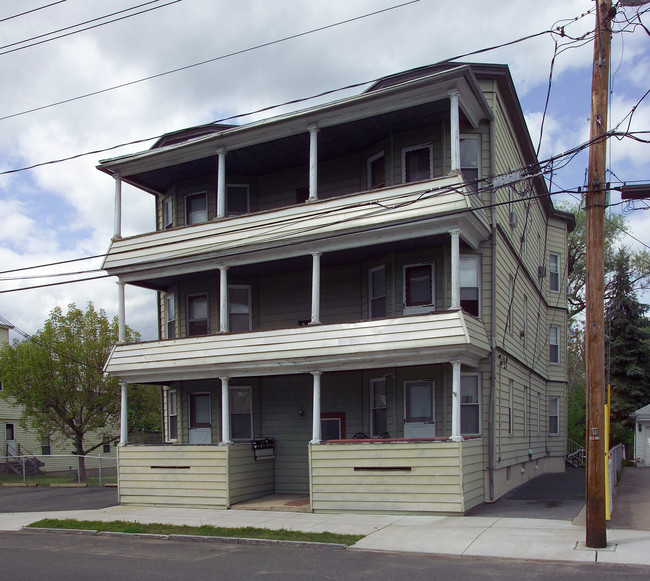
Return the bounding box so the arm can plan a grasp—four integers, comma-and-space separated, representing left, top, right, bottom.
488, 116, 496, 502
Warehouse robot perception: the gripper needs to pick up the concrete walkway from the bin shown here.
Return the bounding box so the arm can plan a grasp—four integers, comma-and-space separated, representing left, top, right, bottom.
0, 467, 649, 567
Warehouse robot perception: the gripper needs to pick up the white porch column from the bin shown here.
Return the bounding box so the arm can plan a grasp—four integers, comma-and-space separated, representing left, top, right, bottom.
310, 371, 322, 444
217, 149, 226, 218
113, 173, 122, 239
220, 377, 232, 444
119, 382, 128, 446
448, 90, 460, 173
308, 125, 319, 201
310, 252, 321, 325
117, 280, 126, 342
451, 360, 464, 442
219, 266, 229, 332
450, 229, 461, 310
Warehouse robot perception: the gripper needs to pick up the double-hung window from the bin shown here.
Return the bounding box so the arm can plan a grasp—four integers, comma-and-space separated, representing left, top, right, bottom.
231, 387, 252, 440
167, 389, 178, 441
185, 192, 207, 225
370, 378, 387, 436
228, 285, 251, 332
550, 325, 560, 364
403, 263, 435, 314
226, 184, 250, 217
549, 252, 560, 292
549, 396, 560, 435
165, 293, 176, 339
187, 294, 209, 336
403, 144, 433, 183
162, 196, 173, 229
461, 374, 481, 435
460, 255, 480, 317
460, 135, 480, 192
369, 265, 386, 319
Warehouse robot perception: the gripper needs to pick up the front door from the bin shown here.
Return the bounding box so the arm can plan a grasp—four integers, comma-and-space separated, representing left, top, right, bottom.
5, 423, 18, 456
404, 380, 435, 438
188, 393, 211, 444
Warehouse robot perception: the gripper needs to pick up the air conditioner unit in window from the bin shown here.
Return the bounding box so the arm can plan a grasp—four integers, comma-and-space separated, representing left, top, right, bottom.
509, 211, 518, 228
538, 265, 546, 278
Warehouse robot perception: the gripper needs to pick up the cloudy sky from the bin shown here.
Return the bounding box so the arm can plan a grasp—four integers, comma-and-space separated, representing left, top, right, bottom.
0, 0, 648, 341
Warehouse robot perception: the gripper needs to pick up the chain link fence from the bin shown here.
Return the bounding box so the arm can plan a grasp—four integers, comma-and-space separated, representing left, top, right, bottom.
0, 453, 117, 486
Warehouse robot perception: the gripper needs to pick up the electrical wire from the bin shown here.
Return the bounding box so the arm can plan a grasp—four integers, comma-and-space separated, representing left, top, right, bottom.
0, 1, 68, 24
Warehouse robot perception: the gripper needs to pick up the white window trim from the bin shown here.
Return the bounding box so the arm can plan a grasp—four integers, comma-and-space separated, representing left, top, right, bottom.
370, 377, 388, 437
550, 325, 560, 364
460, 134, 480, 191
228, 285, 252, 332
367, 151, 385, 190
368, 265, 386, 320
187, 293, 209, 336
461, 373, 481, 436
402, 143, 433, 183
166, 388, 178, 442
164, 293, 176, 339
549, 252, 560, 293
230, 386, 253, 441
226, 183, 250, 217
162, 195, 173, 229
403, 262, 435, 315
185, 191, 208, 225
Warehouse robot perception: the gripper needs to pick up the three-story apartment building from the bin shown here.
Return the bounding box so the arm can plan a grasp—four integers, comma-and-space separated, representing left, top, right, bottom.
101, 62, 573, 514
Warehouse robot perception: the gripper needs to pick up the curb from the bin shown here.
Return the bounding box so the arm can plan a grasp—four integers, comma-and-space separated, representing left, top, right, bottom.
21, 527, 347, 550
0, 483, 38, 488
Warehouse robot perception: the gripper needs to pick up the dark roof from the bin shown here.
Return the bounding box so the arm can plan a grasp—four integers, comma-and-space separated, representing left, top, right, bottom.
150, 123, 236, 149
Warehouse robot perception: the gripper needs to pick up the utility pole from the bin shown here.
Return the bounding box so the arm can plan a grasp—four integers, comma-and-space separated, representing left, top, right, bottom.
585, 0, 612, 549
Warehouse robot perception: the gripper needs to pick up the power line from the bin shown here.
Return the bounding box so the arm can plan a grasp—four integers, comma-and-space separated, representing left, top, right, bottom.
0, 0, 421, 123
0, 1, 183, 57
0, 1, 68, 24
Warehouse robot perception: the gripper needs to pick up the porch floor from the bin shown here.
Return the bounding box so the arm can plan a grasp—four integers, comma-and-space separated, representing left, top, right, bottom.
232, 494, 311, 513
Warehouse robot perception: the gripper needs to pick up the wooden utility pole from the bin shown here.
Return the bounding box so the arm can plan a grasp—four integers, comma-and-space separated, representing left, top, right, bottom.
585, 0, 612, 549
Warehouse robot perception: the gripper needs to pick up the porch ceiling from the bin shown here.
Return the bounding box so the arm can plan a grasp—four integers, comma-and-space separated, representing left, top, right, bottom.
104, 311, 490, 384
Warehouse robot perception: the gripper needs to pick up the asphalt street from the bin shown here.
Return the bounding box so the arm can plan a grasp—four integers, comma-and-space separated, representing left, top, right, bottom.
0, 485, 117, 513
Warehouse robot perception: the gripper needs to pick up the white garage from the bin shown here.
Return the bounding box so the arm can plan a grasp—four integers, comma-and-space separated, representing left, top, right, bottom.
632, 404, 650, 467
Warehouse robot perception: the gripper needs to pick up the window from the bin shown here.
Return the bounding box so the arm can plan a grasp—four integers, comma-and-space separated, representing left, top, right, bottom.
370, 378, 387, 436
369, 266, 386, 319
508, 380, 514, 435
226, 184, 250, 217
549, 252, 560, 292
185, 192, 207, 225
231, 387, 252, 440
321, 413, 345, 440
228, 285, 251, 332
403, 263, 435, 313
162, 196, 173, 229
41, 436, 51, 456
460, 255, 480, 317
167, 389, 178, 441
367, 152, 385, 189
403, 144, 433, 183
187, 294, 209, 336
461, 374, 480, 435
549, 396, 560, 435
102, 436, 111, 454
460, 135, 480, 192
550, 325, 560, 364
165, 293, 176, 339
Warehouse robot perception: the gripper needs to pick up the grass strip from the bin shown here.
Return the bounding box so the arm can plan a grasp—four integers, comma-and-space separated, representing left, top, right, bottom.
27, 519, 363, 546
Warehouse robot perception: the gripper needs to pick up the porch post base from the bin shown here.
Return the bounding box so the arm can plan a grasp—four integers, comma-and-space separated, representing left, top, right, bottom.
449, 435, 465, 442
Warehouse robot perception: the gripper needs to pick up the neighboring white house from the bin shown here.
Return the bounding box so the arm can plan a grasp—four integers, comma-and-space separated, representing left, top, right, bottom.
632, 404, 650, 467
99, 62, 573, 514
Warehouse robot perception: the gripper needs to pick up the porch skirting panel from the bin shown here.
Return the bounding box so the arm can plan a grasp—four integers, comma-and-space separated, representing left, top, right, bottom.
118, 444, 274, 509
309, 439, 484, 515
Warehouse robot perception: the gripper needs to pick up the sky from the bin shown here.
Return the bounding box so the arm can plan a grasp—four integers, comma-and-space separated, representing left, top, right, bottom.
0, 0, 648, 342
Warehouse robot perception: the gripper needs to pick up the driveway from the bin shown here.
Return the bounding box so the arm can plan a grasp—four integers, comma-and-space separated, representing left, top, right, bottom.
0, 486, 118, 513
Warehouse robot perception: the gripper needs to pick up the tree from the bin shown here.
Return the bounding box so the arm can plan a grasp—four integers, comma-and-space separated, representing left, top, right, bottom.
605, 248, 650, 446
564, 202, 650, 319
0, 303, 140, 481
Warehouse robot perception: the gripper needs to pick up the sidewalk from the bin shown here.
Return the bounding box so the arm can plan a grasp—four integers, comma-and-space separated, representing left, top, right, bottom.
1, 468, 649, 567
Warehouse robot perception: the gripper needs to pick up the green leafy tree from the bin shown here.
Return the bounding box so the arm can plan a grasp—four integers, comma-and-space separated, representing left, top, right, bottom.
567, 321, 586, 445
605, 248, 650, 446
0, 303, 141, 481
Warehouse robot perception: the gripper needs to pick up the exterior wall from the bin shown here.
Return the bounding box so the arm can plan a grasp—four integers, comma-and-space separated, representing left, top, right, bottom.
118, 445, 228, 508
489, 454, 565, 501
226, 443, 275, 505
310, 439, 483, 514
